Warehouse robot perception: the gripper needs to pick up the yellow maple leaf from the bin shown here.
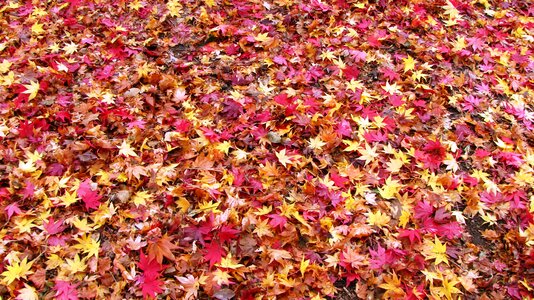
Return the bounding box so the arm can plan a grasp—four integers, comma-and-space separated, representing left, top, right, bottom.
132, 191, 151, 207
343, 139, 360, 152
61, 190, 79, 207
398, 209, 411, 228
367, 210, 391, 228
128, 0, 144, 10
386, 158, 404, 173
403, 55, 416, 72
215, 141, 232, 154
74, 234, 100, 258
31, 22, 44, 35
1, 257, 34, 285
22, 80, 40, 100
346, 79, 364, 92
0, 59, 12, 73
382, 81, 402, 94
299, 258, 310, 276
379, 177, 402, 199
217, 253, 245, 269
167, 0, 182, 17
425, 236, 449, 265
212, 269, 232, 285
64, 254, 87, 274
255, 32, 270, 43
433, 275, 462, 300
71, 217, 94, 232
118, 140, 138, 157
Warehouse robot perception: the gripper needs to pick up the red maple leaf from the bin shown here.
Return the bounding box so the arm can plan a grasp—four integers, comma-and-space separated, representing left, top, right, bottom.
398, 229, 422, 244
218, 225, 240, 243
54, 280, 79, 300
343, 65, 360, 80
203, 241, 225, 268
138, 251, 165, 277
139, 275, 163, 300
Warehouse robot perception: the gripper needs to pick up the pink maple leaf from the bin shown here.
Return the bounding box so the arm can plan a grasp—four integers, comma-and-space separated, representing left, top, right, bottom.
43, 218, 66, 235
267, 214, 287, 230
369, 244, 389, 271
77, 180, 102, 210
5, 202, 22, 220
398, 229, 422, 244
54, 280, 79, 300
22, 180, 35, 200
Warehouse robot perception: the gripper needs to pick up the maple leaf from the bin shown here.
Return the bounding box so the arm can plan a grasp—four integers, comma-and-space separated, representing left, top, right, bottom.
138, 251, 165, 277
268, 248, 292, 264
16, 283, 39, 300
2, 257, 34, 285
367, 210, 391, 228
378, 177, 402, 200
73, 234, 100, 258
63, 42, 78, 55
432, 275, 462, 300
213, 269, 233, 285
357, 143, 379, 165
54, 280, 79, 300
77, 180, 101, 210
22, 80, 40, 100
177, 274, 206, 300
147, 235, 177, 264
203, 242, 225, 268
118, 140, 138, 157
140, 275, 163, 299
398, 229, 422, 244
379, 272, 405, 299
217, 253, 245, 269
369, 244, 389, 271
403, 55, 416, 72
267, 213, 288, 230
5, 202, 22, 220
132, 191, 152, 207
43, 218, 66, 235
65, 254, 87, 274
218, 225, 240, 243
308, 136, 326, 150
275, 149, 292, 167
424, 236, 449, 266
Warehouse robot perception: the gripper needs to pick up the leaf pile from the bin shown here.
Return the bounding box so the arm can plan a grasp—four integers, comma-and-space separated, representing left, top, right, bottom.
1, 0, 534, 299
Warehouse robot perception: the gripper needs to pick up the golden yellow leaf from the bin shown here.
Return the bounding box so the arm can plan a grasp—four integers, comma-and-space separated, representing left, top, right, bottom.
1, 257, 34, 285
367, 210, 391, 228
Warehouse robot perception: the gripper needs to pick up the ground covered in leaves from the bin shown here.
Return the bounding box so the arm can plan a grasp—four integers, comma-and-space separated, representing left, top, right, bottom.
1, 0, 533, 299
